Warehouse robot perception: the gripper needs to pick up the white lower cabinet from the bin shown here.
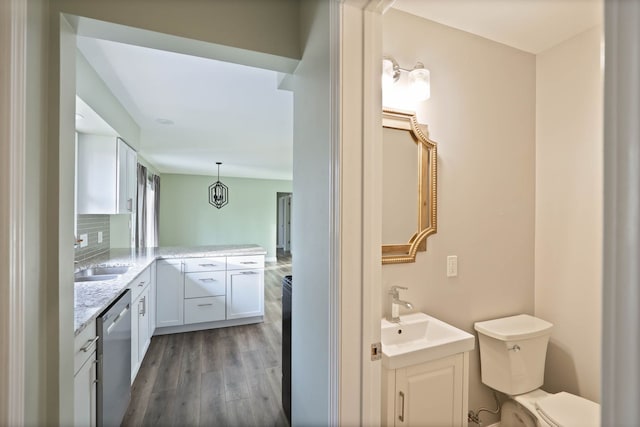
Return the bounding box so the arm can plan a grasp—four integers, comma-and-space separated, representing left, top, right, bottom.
383, 353, 469, 427
156, 260, 184, 327
74, 318, 98, 427
184, 296, 226, 324
130, 263, 154, 382
226, 269, 264, 319
155, 254, 265, 332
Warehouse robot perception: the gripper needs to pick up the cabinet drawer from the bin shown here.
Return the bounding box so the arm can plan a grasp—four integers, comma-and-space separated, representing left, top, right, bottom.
185, 271, 226, 298
183, 257, 226, 272
74, 319, 98, 375
129, 266, 151, 301
227, 255, 264, 270
184, 296, 226, 324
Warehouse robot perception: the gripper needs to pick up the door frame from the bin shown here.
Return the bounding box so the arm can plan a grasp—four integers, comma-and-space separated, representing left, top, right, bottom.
0, 0, 27, 424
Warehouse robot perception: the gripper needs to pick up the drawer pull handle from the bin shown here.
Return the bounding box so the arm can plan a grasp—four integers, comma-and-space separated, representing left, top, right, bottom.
199, 278, 217, 282
240, 271, 258, 275
399, 391, 405, 422
240, 261, 258, 264
197, 303, 214, 307
199, 263, 218, 267
138, 281, 145, 287
80, 336, 99, 352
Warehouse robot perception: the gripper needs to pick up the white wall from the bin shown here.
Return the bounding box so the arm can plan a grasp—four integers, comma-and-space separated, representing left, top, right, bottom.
76, 50, 140, 148
382, 10, 536, 421
535, 26, 603, 403
291, 0, 334, 424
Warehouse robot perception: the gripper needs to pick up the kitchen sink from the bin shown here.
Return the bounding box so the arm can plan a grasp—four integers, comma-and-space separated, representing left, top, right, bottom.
74, 266, 130, 282
381, 312, 475, 369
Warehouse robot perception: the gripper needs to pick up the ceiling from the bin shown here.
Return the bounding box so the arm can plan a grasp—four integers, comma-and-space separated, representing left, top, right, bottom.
77, 36, 293, 180
76, 1, 601, 181
392, 0, 602, 54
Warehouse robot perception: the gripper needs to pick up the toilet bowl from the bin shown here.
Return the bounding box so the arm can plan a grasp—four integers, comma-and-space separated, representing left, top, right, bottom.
474, 314, 600, 427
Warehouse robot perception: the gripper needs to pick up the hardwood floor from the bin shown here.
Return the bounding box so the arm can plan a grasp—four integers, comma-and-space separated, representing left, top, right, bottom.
122, 253, 292, 427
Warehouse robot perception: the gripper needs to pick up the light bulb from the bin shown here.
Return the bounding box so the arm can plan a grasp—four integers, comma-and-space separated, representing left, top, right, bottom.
409, 63, 431, 101
382, 58, 399, 89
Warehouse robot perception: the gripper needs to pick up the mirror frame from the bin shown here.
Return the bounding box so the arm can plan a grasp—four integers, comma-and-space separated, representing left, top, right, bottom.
382, 109, 437, 264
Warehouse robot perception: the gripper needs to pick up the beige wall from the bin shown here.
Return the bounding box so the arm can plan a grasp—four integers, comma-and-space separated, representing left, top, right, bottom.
382, 10, 536, 420
535, 27, 603, 403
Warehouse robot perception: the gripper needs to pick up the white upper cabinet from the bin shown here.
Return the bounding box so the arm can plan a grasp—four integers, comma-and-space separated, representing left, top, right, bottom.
77, 134, 137, 214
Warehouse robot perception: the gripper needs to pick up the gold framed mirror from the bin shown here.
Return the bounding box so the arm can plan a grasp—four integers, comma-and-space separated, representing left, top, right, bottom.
382, 109, 437, 264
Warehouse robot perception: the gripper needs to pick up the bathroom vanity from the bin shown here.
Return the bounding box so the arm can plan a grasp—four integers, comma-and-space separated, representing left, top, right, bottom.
381, 313, 474, 426
382, 353, 469, 426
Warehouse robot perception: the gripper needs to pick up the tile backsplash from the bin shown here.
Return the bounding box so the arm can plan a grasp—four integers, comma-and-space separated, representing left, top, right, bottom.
75, 214, 110, 262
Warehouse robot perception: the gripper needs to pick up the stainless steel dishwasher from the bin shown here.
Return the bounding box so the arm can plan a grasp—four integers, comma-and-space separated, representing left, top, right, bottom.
97, 289, 132, 427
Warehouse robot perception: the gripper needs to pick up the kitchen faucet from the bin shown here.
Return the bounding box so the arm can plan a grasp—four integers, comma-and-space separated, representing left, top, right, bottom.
389, 285, 413, 323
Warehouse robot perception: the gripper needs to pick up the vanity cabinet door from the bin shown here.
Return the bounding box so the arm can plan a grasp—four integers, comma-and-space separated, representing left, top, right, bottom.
156, 260, 184, 327
226, 269, 264, 319
395, 354, 465, 427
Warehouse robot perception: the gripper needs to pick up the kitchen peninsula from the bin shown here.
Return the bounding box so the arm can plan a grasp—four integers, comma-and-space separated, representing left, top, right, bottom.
74, 244, 267, 335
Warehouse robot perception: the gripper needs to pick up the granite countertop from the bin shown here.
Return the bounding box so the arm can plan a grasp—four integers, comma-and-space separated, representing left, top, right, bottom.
74, 244, 267, 335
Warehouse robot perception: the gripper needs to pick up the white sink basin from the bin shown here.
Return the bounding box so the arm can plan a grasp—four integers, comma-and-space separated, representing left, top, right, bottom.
381, 312, 475, 369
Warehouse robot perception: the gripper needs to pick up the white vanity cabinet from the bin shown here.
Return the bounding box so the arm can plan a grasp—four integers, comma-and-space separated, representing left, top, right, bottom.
383, 352, 469, 427
129, 264, 153, 382
77, 134, 137, 215
156, 259, 184, 327
74, 318, 98, 427
226, 255, 264, 319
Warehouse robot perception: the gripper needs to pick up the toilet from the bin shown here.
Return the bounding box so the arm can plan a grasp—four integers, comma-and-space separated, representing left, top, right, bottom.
474, 314, 600, 427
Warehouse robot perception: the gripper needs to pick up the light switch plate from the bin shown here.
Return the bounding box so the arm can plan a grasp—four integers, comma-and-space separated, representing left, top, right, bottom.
80, 233, 88, 248
447, 255, 458, 277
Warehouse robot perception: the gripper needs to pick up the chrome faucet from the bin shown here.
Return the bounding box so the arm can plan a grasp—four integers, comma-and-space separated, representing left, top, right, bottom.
389, 285, 413, 323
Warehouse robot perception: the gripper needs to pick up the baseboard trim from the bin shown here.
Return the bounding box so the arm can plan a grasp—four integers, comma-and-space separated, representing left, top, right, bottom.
265, 256, 277, 263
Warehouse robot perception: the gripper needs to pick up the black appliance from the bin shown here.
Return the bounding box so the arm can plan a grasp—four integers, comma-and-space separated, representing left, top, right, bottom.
282, 275, 292, 424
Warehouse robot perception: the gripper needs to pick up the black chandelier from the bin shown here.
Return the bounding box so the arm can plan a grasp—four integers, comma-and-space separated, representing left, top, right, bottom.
208, 162, 228, 209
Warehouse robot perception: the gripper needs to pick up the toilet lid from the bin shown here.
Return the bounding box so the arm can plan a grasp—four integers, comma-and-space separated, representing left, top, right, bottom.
535, 392, 600, 427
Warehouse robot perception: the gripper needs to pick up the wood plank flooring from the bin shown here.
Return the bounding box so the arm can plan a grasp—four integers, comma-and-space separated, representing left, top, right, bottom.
122, 253, 292, 427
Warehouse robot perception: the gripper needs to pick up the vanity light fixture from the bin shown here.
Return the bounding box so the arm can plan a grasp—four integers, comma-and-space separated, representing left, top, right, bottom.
382, 56, 431, 100
208, 162, 229, 209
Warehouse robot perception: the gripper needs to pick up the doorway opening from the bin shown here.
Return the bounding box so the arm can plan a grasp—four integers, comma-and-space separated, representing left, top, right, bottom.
276, 192, 292, 257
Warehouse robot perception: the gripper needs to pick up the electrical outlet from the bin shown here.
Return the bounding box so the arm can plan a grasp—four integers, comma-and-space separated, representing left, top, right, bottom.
80, 233, 88, 248
447, 255, 458, 277
98, 231, 103, 243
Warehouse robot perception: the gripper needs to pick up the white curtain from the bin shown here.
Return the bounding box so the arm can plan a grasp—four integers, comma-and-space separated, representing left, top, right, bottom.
135, 164, 147, 248
136, 164, 160, 248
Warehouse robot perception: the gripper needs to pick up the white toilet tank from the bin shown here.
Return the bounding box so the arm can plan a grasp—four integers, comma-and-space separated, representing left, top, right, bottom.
474, 314, 553, 395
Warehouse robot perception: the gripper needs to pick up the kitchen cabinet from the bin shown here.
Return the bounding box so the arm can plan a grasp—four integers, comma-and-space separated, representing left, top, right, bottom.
183, 257, 226, 324
149, 262, 157, 336
77, 134, 137, 215
383, 353, 469, 427
74, 319, 98, 427
156, 260, 184, 327
226, 269, 264, 319
154, 254, 265, 334
226, 255, 264, 319
130, 264, 153, 382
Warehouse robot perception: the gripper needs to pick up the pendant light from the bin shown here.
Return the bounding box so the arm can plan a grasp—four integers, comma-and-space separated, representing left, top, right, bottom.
208, 162, 229, 209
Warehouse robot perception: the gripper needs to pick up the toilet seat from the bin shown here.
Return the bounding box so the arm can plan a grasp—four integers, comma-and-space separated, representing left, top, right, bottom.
534, 392, 600, 427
